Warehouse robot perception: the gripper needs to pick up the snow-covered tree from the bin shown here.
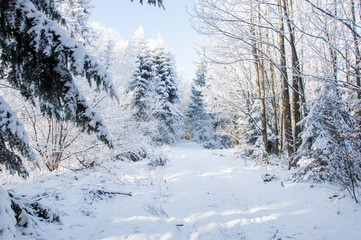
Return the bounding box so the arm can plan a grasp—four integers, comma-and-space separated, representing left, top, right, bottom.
296, 85, 361, 202
185, 61, 216, 147
0, 97, 39, 177
241, 100, 277, 154
149, 38, 183, 144
128, 27, 154, 121
128, 32, 182, 145
0, 186, 16, 239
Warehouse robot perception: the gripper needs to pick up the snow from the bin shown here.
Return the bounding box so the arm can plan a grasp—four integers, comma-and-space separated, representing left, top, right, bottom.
0, 186, 16, 239
1, 141, 361, 239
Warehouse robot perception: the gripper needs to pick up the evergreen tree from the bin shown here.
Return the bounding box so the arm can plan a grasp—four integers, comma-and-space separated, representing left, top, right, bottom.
296, 86, 361, 202
242, 100, 277, 153
128, 34, 182, 144
185, 61, 215, 147
128, 27, 153, 121
150, 38, 183, 144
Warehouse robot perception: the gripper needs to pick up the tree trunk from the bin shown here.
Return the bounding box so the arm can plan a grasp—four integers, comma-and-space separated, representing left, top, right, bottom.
265, 8, 280, 155
250, 22, 269, 154
252, 44, 269, 154
278, 0, 294, 168
351, 0, 361, 102
250, 5, 269, 155
259, 57, 269, 155
283, 0, 305, 155
269, 59, 280, 155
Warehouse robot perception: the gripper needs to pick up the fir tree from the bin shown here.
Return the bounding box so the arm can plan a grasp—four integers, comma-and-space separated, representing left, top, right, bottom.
296, 86, 361, 202
128, 27, 153, 121
185, 61, 216, 147
242, 100, 277, 153
150, 38, 183, 144
128, 34, 182, 144
0, 0, 117, 176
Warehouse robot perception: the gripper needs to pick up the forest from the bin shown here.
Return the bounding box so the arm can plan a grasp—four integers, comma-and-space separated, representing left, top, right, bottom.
0, 0, 361, 239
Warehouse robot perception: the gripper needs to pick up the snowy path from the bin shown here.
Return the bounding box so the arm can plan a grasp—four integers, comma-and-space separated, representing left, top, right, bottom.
9, 141, 361, 239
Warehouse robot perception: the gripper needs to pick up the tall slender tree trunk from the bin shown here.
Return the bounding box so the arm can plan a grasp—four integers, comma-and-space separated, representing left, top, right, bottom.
269, 59, 280, 155
351, 0, 361, 102
278, 0, 294, 168
252, 44, 269, 154
283, 0, 305, 155
265, 6, 280, 155
259, 56, 269, 154
250, 4, 269, 155
346, 47, 351, 83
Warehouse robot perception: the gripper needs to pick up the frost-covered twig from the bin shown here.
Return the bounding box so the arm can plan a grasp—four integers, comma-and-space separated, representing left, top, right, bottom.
142, 202, 169, 218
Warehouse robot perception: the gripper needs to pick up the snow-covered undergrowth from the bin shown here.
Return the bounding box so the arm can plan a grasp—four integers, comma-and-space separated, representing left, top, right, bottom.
1, 141, 360, 239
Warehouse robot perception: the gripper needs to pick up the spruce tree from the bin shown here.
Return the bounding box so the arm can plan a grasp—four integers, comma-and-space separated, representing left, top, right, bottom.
295, 84, 361, 202
150, 38, 183, 144
185, 61, 215, 147
242, 100, 277, 153
128, 27, 153, 121
0, 0, 117, 176
128, 35, 182, 144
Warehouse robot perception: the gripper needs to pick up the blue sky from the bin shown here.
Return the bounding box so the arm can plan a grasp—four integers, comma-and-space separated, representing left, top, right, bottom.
89, 0, 200, 79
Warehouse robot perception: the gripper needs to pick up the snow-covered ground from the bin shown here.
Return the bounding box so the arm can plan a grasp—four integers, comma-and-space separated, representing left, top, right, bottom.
2, 141, 361, 239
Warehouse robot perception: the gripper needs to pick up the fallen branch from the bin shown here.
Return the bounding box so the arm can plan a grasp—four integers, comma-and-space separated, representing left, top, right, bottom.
91, 190, 132, 197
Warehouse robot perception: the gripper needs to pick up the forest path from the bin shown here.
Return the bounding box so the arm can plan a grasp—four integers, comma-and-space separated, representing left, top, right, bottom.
143, 141, 359, 240
12, 141, 361, 240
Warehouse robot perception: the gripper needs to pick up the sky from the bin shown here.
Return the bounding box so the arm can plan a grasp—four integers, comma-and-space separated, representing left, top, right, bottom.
89, 0, 201, 80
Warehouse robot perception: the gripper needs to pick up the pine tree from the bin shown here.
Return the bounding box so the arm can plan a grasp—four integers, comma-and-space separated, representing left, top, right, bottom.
185, 61, 215, 147
150, 38, 183, 144
128, 27, 153, 121
242, 100, 277, 153
128, 34, 182, 144
296, 86, 361, 202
